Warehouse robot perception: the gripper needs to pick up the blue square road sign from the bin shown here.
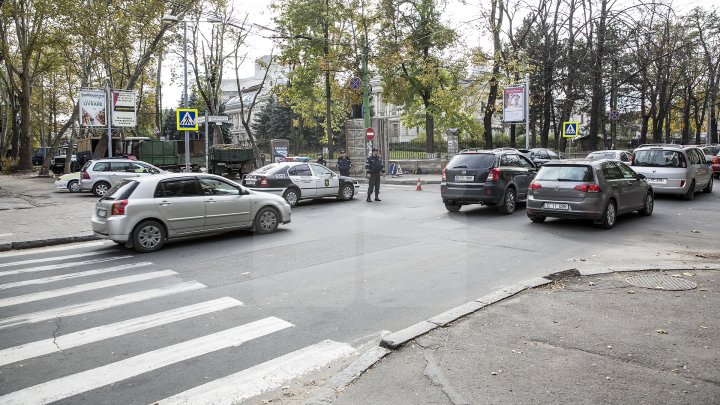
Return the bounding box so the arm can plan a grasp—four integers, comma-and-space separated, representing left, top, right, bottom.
562, 122, 578, 138
176, 109, 199, 131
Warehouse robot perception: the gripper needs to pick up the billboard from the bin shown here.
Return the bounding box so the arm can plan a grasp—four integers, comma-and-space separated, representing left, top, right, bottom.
502, 85, 526, 123
79, 89, 107, 127
112, 91, 137, 127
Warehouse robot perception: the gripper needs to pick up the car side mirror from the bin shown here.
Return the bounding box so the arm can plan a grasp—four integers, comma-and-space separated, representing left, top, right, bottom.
637, 173, 646, 180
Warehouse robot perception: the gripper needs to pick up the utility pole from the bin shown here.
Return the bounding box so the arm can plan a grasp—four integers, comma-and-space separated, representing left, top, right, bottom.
611, 59, 617, 149
362, 36, 370, 133
324, 0, 333, 160
525, 73, 530, 150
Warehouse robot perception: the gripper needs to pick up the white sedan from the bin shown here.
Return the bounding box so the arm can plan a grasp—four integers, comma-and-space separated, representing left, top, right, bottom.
54, 172, 81, 193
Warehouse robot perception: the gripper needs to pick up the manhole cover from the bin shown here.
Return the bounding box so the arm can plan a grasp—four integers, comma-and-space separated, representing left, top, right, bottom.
625, 275, 697, 291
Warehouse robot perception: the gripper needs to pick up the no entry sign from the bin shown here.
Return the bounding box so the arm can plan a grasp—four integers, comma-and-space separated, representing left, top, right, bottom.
365, 127, 375, 141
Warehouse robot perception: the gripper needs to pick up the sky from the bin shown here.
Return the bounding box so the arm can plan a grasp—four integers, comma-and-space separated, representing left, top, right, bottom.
161, 0, 717, 109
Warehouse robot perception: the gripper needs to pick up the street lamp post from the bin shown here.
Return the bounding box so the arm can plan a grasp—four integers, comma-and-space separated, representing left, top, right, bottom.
162, 14, 191, 172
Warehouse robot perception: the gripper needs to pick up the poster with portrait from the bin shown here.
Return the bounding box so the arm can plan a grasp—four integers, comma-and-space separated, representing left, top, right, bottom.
79, 89, 107, 127
503, 86, 526, 123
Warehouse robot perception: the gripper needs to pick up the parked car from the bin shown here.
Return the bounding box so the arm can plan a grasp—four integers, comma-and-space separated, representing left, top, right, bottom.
242, 161, 358, 207
713, 151, 720, 178
32, 147, 51, 166
80, 158, 165, 197
586, 150, 632, 163
91, 173, 291, 253
527, 148, 561, 167
440, 148, 537, 214
50, 154, 79, 174
526, 159, 654, 228
54, 172, 81, 193
630, 145, 712, 200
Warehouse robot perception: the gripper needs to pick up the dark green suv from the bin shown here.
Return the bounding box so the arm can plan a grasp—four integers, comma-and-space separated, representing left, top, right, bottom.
441, 148, 538, 214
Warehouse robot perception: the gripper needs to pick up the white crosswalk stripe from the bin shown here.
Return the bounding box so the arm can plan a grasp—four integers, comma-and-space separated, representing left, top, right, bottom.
0, 281, 205, 329
0, 255, 133, 277
0, 251, 109, 268
0, 262, 153, 290
0, 317, 294, 405
0, 270, 177, 308
0, 297, 244, 367
155, 339, 355, 405
0, 241, 111, 259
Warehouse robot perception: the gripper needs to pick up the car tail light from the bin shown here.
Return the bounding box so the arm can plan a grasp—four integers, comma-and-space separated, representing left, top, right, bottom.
111, 199, 128, 216
260, 177, 269, 188
529, 182, 542, 190
574, 184, 601, 192
441, 168, 446, 181
82, 171, 90, 180
713, 156, 719, 165
486, 168, 500, 182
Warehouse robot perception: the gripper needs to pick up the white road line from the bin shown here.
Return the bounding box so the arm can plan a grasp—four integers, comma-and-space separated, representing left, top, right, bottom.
0, 255, 133, 277
0, 241, 111, 258
0, 297, 244, 367
0, 270, 178, 308
0, 281, 205, 330
0, 317, 294, 405
156, 339, 355, 405
0, 251, 109, 268
0, 262, 153, 290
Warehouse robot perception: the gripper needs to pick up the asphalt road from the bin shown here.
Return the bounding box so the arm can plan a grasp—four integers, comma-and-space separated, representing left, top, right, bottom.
0, 183, 717, 404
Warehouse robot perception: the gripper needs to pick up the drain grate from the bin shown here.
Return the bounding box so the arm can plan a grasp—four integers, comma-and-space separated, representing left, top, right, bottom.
625, 275, 697, 291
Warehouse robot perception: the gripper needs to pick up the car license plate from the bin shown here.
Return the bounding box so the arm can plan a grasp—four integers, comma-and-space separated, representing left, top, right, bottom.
455, 175, 474, 181
544, 203, 569, 210
647, 178, 667, 184
97, 209, 107, 218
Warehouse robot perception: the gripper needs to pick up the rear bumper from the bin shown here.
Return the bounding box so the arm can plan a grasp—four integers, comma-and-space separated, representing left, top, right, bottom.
440, 182, 503, 204
526, 196, 606, 220
91, 215, 131, 242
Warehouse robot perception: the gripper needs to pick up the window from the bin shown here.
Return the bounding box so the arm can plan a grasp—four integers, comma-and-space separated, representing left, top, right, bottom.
101, 180, 139, 201
537, 165, 593, 182
602, 162, 623, 180
499, 155, 509, 166
288, 164, 312, 176
92, 162, 110, 172
687, 149, 701, 165
154, 179, 200, 198
448, 154, 496, 170
110, 162, 132, 172
616, 162, 637, 179
199, 178, 240, 196
632, 150, 682, 168
518, 155, 534, 168
311, 164, 333, 176
620, 153, 629, 162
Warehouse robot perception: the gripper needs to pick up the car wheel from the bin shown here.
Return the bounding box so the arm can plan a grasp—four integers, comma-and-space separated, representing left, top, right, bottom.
338, 184, 354, 201
598, 200, 617, 229
254, 207, 279, 234
638, 191, 654, 216
445, 203, 461, 213
67, 180, 81, 193
282, 188, 300, 207
92, 181, 111, 197
498, 187, 517, 215
132, 220, 166, 253
682, 181, 695, 200
528, 214, 546, 223
702, 176, 713, 193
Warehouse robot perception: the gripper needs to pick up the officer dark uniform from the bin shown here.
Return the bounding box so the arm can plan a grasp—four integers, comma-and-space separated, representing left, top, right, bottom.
365, 148, 384, 202
336, 151, 352, 177
316, 154, 327, 166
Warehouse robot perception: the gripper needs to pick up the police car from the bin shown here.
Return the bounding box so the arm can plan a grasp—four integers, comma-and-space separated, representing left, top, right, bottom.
243, 162, 359, 207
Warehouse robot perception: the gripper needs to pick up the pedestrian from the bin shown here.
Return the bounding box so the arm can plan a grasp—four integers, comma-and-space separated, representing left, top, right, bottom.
336, 151, 352, 177
317, 153, 327, 166
365, 148, 384, 202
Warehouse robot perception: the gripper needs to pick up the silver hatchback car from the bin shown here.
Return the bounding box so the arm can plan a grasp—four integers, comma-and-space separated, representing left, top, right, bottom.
526, 159, 654, 228
91, 173, 291, 253
630, 145, 713, 200
80, 158, 165, 197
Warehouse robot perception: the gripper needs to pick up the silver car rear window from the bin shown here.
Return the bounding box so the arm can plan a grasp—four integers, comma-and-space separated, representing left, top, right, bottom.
536, 165, 593, 181
448, 154, 495, 170
633, 150, 683, 167
101, 180, 139, 201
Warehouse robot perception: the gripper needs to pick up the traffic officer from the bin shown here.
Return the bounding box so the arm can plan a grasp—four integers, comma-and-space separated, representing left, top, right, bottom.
336, 151, 352, 177
365, 148, 384, 202
316, 153, 327, 166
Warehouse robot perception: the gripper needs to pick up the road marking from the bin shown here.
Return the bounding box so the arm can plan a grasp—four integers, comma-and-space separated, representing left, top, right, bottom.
0, 251, 109, 268
0, 241, 111, 258
156, 339, 355, 405
0, 255, 133, 277
0, 281, 205, 330
0, 262, 153, 290
0, 233, 13, 238
0, 270, 178, 308
0, 297, 244, 367
0, 317, 293, 405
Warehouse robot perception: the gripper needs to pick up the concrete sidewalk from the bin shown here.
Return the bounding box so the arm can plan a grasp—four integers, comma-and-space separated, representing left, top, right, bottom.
327, 267, 720, 405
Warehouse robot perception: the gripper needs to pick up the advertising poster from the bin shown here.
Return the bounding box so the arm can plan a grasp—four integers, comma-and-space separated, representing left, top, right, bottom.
79, 89, 107, 127
503, 86, 526, 123
112, 91, 137, 127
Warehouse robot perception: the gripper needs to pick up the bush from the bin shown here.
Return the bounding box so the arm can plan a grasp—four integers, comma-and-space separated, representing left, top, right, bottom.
0, 158, 21, 174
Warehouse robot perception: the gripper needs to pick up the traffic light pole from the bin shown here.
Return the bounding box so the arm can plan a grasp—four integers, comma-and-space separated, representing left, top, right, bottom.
362, 35, 371, 158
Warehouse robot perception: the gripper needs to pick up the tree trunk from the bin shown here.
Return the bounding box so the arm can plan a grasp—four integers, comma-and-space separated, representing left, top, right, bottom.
424, 95, 435, 153
681, 86, 692, 145
18, 77, 33, 170
588, 0, 608, 151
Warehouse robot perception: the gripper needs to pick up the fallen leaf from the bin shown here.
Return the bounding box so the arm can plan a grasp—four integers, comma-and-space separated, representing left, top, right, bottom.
682, 272, 694, 277
605, 376, 611, 380
656, 329, 668, 335
695, 254, 707, 258
627, 290, 636, 294
491, 371, 498, 376
700, 288, 708, 291
691, 230, 700, 233
588, 282, 595, 286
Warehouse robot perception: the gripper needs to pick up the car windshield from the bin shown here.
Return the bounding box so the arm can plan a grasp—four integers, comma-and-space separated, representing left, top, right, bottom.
536, 165, 593, 181
253, 164, 279, 174
100, 179, 139, 201
448, 154, 495, 170
632, 150, 682, 167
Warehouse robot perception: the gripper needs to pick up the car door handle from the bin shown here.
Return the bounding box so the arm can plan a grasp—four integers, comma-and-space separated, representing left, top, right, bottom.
160, 201, 171, 206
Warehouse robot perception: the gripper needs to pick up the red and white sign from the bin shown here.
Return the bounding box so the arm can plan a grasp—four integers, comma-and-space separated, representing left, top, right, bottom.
365, 127, 375, 141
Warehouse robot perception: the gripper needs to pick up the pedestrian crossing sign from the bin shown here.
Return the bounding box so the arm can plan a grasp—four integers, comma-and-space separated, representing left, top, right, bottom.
563, 121, 578, 138
176, 108, 198, 131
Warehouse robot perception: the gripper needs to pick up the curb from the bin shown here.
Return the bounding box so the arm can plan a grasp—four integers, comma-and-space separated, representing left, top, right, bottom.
0, 235, 98, 253
329, 264, 720, 393
355, 179, 442, 186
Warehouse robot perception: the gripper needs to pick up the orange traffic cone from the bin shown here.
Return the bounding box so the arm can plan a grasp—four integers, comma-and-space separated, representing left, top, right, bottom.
416, 177, 422, 191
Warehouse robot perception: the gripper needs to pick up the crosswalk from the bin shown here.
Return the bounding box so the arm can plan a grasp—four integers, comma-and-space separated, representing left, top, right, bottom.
0, 247, 356, 404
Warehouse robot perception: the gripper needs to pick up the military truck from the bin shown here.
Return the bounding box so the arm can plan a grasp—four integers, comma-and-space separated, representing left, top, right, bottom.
208, 144, 255, 177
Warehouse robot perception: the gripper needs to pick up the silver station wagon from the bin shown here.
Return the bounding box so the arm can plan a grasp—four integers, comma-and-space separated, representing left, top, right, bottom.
526, 159, 654, 228
630, 145, 713, 200
91, 173, 291, 252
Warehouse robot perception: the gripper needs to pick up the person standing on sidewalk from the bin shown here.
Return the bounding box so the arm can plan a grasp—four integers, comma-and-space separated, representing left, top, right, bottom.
336, 151, 352, 177
365, 148, 384, 202
316, 153, 327, 166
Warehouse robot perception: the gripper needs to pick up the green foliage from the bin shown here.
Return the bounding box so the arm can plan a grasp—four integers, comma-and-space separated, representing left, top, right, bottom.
0, 158, 21, 174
